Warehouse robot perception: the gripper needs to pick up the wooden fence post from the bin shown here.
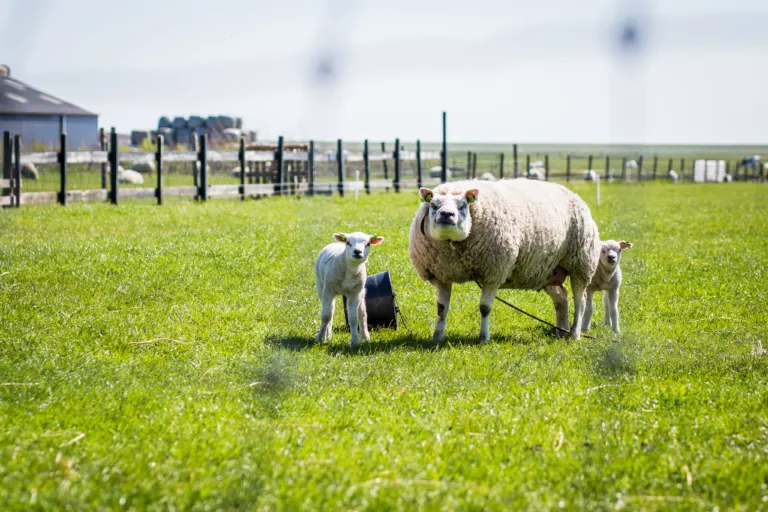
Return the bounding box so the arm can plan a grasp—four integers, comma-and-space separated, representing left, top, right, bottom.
100, 127, 107, 190
566, 154, 571, 181
637, 155, 644, 180
363, 139, 370, 194
472, 152, 477, 179
621, 157, 627, 180
680, 158, 685, 181
381, 142, 388, 182
337, 139, 344, 197
1, 131, 10, 207
652, 155, 658, 180
416, 139, 422, 190
545, 154, 550, 181
466, 151, 472, 180
58, 132, 67, 206
525, 154, 530, 176
394, 138, 401, 192
499, 152, 505, 179
238, 136, 246, 200
198, 134, 208, 201
110, 127, 118, 205
587, 154, 593, 172
513, 144, 518, 178
605, 155, 610, 180
276, 136, 285, 196
13, 134, 21, 207
308, 140, 316, 196
441, 111, 447, 183
192, 133, 200, 200
156, 134, 164, 205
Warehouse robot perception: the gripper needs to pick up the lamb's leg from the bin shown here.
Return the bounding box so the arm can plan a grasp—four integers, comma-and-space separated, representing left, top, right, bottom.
478, 284, 500, 341
602, 292, 611, 326
569, 277, 588, 340
316, 291, 335, 342
607, 288, 620, 333
347, 295, 361, 347
431, 279, 452, 342
358, 298, 370, 342
582, 288, 595, 333
544, 284, 570, 335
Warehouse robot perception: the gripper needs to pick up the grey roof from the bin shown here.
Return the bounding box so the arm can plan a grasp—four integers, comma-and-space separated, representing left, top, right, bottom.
0, 75, 96, 116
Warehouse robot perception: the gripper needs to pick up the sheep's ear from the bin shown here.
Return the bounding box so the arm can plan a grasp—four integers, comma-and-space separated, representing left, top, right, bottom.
619, 241, 633, 249
333, 233, 347, 242
465, 189, 479, 204
419, 187, 433, 202
369, 235, 384, 245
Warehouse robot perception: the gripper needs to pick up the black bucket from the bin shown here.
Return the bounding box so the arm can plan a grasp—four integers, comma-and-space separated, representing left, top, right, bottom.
343, 270, 398, 330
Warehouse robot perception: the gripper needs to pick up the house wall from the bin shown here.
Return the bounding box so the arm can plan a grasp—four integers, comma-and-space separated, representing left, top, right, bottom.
0, 114, 99, 150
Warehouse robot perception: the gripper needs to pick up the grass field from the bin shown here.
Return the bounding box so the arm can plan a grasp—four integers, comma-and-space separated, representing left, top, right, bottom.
1, 182, 767, 510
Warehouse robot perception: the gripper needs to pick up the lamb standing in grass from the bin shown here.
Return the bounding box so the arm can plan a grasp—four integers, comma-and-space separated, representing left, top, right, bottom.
582, 240, 633, 333
409, 179, 600, 341
315, 232, 384, 346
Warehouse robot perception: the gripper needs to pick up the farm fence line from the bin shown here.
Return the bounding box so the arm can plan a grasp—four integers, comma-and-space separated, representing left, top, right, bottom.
2, 128, 765, 208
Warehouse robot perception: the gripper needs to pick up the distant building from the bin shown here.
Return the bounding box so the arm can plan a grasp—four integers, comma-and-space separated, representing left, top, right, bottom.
0, 64, 99, 149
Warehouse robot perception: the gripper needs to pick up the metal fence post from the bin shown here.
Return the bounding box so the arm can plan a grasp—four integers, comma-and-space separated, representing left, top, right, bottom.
110, 127, 118, 205
156, 134, 164, 205
394, 138, 401, 192
337, 139, 344, 197
416, 139, 422, 189
58, 132, 67, 206
363, 139, 370, 195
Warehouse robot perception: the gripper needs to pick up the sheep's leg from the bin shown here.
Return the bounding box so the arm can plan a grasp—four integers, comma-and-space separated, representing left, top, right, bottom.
607, 288, 620, 333
602, 292, 611, 326
358, 300, 370, 342
347, 295, 361, 347
544, 284, 570, 335
582, 288, 595, 333
431, 280, 452, 342
478, 284, 500, 342
316, 292, 335, 342
569, 277, 588, 340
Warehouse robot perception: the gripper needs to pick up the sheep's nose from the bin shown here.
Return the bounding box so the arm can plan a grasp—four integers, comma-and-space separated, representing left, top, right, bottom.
607, 255, 617, 263
438, 210, 456, 221
353, 249, 363, 257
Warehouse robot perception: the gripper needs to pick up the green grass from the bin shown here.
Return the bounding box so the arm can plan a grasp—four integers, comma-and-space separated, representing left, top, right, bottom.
1, 182, 767, 510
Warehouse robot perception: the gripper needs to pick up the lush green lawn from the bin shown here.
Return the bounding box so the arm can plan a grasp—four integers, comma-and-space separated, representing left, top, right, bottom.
0, 182, 766, 510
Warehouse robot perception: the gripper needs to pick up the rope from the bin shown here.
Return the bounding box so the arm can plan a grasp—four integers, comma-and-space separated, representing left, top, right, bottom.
393, 293, 413, 334
476, 282, 595, 339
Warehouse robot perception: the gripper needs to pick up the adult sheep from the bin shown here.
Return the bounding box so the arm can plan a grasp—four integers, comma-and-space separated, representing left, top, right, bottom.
409, 178, 600, 341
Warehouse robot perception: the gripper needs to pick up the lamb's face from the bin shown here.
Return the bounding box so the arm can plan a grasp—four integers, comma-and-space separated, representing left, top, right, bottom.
419, 187, 478, 241
333, 232, 384, 264
600, 240, 632, 269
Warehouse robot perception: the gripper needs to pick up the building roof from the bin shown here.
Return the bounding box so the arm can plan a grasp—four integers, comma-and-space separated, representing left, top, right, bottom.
0, 71, 96, 117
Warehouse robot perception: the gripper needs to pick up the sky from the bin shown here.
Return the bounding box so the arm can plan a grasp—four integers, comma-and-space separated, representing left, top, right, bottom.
2, 0, 767, 144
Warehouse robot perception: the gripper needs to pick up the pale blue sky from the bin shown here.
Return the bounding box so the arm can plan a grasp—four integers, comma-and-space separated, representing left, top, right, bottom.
2, 0, 767, 144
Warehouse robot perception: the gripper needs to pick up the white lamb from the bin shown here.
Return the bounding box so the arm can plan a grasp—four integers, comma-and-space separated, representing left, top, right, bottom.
583, 169, 598, 181
528, 168, 545, 180
583, 240, 633, 334
118, 168, 144, 185
668, 170, 679, 182
409, 179, 600, 341
315, 232, 385, 346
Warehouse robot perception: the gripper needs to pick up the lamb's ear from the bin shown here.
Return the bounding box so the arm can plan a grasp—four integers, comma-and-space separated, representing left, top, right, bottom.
333, 233, 347, 242
419, 187, 433, 202
369, 235, 384, 245
465, 188, 479, 204
619, 241, 633, 249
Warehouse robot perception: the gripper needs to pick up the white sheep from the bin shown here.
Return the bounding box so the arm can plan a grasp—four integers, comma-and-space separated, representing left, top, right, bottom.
118, 168, 144, 185
625, 159, 638, 170
530, 160, 544, 168
478, 172, 496, 181
527, 168, 545, 180
583, 169, 598, 181
668, 170, 679, 182
315, 232, 385, 346
583, 240, 633, 334
409, 178, 600, 341
21, 162, 39, 180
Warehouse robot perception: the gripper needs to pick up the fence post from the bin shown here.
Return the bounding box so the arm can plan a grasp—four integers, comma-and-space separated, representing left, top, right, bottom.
605, 155, 610, 180
499, 152, 505, 179
416, 139, 422, 190
156, 134, 164, 205
275, 136, 285, 196
337, 139, 344, 197
566, 154, 571, 181
198, 134, 208, 201
525, 154, 530, 177
13, 134, 21, 207
238, 136, 246, 200
307, 140, 315, 196
652, 155, 658, 180
587, 154, 593, 172
58, 132, 67, 206
472, 152, 477, 179
637, 155, 644, 180
363, 139, 369, 195
621, 156, 627, 180
545, 154, 550, 181
680, 158, 685, 181
466, 151, 472, 180
100, 127, 107, 190
192, 133, 200, 200
441, 111, 447, 183
110, 127, 118, 205
513, 144, 518, 178
393, 138, 401, 193
2, 131, 10, 207
381, 142, 388, 182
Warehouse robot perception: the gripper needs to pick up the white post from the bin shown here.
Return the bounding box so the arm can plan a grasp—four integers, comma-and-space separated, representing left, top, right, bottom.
596, 174, 600, 207
355, 169, 360, 200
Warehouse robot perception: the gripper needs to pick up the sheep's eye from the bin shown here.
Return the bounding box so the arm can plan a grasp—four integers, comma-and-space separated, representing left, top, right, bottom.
431, 203, 439, 210
365, 242, 371, 247
346, 242, 351, 246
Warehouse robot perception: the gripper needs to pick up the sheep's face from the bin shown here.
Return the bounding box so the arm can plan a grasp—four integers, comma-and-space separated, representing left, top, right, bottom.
333, 232, 384, 265
419, 187, 478, 241
600, 240, 632, 269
